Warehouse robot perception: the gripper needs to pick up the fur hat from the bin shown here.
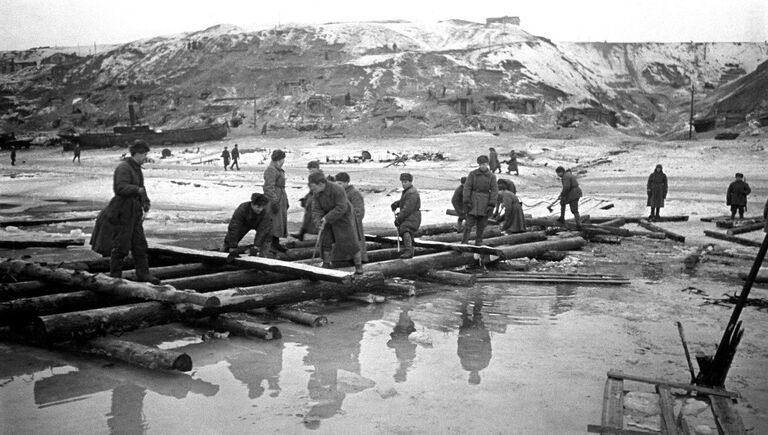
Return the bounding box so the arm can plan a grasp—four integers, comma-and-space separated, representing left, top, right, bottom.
477, 155, 489, 164
399, 172, 413, 182
271, 149, 286, 161
129, 140, 150, 155
335, 172, 350, 183
735, 172, 744, 178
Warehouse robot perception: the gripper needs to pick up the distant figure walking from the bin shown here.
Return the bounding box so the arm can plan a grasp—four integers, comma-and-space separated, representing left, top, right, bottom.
229, 144, 240, 170
727, 172, 751, 220
72, 143, 81, 163
221, 146, 230, 171
261, 122, 268, 135
10, 147, 16, 166
505, 150, 519, 175
488, 147, 501, 174
646, 164, 668, 221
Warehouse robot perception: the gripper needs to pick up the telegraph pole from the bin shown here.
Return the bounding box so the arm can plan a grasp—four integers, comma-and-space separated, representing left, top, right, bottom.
688, 78, 695, 140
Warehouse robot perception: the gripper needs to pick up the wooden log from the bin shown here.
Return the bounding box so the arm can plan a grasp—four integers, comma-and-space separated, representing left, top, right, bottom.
703, 230, 762, 248
727, 221, 766, 236
122, 263, 228, 281
0, 258, 219, 307
581, 224, 631, 237
421, 227, 503, 243
424, 270, 476, 286
586, 234, 622, 244
627, 230, 666, 240
68, 336, 192, 371
586, 425, 657, 434
535, 251, 569, 261
190, 314, 281, 340
0, 212, 100, 227
0, 280, 51, 302
347, 293, 386, 304
601, 377, 624, 432
737, 269, 768, 283
147, 242, 352, 284
365, 234, 507, 258
597, 218, 626, 228
483, 272, 625, 278
373, 278, 417, 297
709, 395, 747, 435
0, 238, 85, 248
606, 370, 739, 398
254, 308, 328, 327
716, 217, 763, 229
476, 277, 630, 285
281, 242, 383, 261
0, 291, 129, 325
638, 219, 685, 242
163, 269, 286, 292
656, 385, 680, 435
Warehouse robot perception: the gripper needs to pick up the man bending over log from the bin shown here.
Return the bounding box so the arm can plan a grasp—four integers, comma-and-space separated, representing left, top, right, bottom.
221, 193, 273, 256
391, 172, 422, 258
90, 140, 160, 284
308, 172, 364, 274
292, 160, 322, 241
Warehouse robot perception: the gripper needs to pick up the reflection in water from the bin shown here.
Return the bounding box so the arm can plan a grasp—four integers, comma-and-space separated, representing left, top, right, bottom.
107, 384, 147, 435
386, 306, 417, 383
303, 305, 384, 429
457, 298, 492, 385
226, 341, 283, 399
551, 284, 576, 317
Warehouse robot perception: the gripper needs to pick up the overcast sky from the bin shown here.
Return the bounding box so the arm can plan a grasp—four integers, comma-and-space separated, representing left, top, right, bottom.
1, 0, 766, 50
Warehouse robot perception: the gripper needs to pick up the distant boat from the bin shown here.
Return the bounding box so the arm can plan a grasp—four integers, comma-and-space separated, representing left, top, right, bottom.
0, 132, 33, 150
59, 122, 228, 151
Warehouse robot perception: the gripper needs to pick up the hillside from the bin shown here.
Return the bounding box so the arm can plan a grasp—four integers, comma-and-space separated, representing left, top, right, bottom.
1, 20, 767, 137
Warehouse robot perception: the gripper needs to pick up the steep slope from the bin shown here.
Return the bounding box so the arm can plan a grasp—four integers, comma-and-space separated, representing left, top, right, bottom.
1, 20, 766, 137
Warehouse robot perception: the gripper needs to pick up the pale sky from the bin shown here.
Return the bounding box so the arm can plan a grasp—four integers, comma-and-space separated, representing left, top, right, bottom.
1, 0, 766, 50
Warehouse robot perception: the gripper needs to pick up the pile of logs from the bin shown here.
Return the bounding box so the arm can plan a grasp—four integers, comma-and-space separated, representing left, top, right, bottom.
1, 222, 588, 374
703, 216, 765, 248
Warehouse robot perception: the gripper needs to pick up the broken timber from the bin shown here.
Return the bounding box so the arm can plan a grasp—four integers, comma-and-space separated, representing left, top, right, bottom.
637, 219, 685, 242
147, 242, 351, 284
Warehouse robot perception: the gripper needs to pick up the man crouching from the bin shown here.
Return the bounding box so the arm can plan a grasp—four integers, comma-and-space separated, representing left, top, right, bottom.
222, 193, 273, 256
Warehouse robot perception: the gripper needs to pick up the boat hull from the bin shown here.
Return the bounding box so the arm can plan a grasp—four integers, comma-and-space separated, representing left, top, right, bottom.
60, 123, 228, 151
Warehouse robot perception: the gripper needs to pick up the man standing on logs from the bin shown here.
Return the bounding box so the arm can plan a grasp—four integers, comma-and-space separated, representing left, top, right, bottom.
292, 160, 322, 241
727, 173, 751, 220
308, 172, 363, 274
462, 155, 498, 248
221, 146, 230, 171
90, 140, 160, 284
646, 164, 667, 221
263, 149, 289, 254
556, 166, 582, 230
335, 172, 367, 263
221, 193, 272, 256
451, 177, 467, 233
391, 173, 422, 259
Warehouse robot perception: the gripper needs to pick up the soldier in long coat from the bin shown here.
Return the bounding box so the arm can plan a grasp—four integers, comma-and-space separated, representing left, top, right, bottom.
391, 173, 421, 258
335, 172, 367, 262
263, 149, 289, 253
462, 155, 498, 246
497, 179, 526, 233
229, 144, 240, 170
488, 147, 501, 173
505, 150, 519, 175
90, 140, 159, 284
292, 160, 322, 241
646, 164, 668, 221
451, 177, 467, 232
221, 193, 272, 255
309, 172, 363, 274
726, 172, 751, 220
221, 146, 230, 171
556, 166, 582, 229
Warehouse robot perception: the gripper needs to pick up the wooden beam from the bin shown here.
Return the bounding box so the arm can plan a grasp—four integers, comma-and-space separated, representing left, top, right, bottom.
67, 336, 193, 371
638, 219, 685, 242
737, 269, 768, 283
189, 315, 281, 340
656, 385, 680, 435
704, 230, 762, 248
606, 370, 740, 398
601, 377, 624, 433
597, 218, 626, 227
726, 221, 765, 236
586, 425, 659, 435
147, 242, 352, 284
709, 395, 747, 435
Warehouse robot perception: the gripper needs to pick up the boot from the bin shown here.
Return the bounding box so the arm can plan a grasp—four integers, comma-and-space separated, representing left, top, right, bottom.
291, 229, 306, 241
461, 226, 472, 245
400, 233, 414, 259
321, 251, 333, 269
272, 236, 288, 253
573, 212, 582, 231
109, 252, 124, 279
353, 252, 364, 275
134, 255, 161, 285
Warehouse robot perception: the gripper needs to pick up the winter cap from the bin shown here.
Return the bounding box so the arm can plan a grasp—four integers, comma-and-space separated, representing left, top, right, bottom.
735, 172, 744, 178
399, 173, 413, 182
271, 149, 286, 161
555, 166, 565, 173
477, 155, 489, 164
307, 160, 320, 169
308, 171, 326, 185
129, 140, 150, 155
335, 172, 350, 182
250, 193, 269, 206
460, 176, 467, 184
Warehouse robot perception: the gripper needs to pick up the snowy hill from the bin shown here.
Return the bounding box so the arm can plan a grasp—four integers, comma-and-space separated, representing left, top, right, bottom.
1, 19, 766, 136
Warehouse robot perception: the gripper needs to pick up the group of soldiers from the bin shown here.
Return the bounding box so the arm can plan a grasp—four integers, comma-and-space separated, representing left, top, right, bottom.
90, 140, 767, 285
220, 144, 241, 170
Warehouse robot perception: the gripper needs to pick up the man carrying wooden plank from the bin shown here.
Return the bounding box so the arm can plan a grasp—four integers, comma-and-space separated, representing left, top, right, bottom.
90, 140, 159, 284
391, 172, 422, 259
309, 172, 364, 274
221, 193, 272, 256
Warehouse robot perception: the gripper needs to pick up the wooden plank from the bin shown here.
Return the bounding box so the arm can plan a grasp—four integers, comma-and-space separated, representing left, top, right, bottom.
656, 385, 680, 435
601, 377, 624, 432
476, 277, 630, 285
586, 425, 660, 434
726, 221, 765, 236
606, 370, 740, 398
147, 242, 352, 284
638, 220, 686, 243
709, 395, 747, 435
0, 238, 85, 248
0, 212, 100, 227
364, 234, 506, 258
704, 230, 762, 248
